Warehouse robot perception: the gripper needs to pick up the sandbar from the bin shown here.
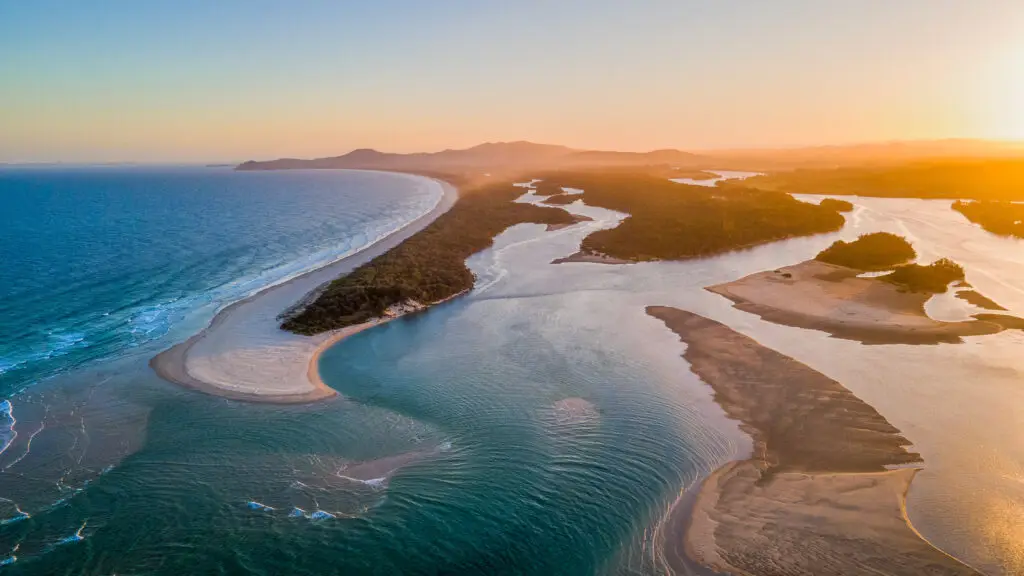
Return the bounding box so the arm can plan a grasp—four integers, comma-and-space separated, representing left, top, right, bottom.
151, 174, 458, 403
647, 307, 978, 575
552, 251, 632, 265
545, 214, 593, 231
549, 397, 599, 426
708, 260, 1021, 344
335, 445, 440, 485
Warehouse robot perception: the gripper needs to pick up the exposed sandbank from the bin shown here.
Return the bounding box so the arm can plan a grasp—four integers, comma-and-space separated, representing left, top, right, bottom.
708, 260, 1021, 344
335, 445, 440, 485
545, 214, 593, 231
647, 307, 979, 576
551, 251, 632, 265
956, 289, 1007, 311
151, 174, 458, 403
548, 397, 599, 426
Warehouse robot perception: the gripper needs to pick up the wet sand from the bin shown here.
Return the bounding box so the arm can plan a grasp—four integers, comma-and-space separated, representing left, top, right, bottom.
956, 289, 1008, 311
545, 214, 593, 231
335, 445, 442, 484
552, 251, 633, 265
647, 307, 979, 575
708, 260, 1021, 344
549, 397, 599, 425
151, 175, 458, 404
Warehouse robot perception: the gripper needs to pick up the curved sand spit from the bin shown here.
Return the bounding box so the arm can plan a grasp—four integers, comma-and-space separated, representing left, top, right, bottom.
648, 307, 980, 576
151, 174, 458, 403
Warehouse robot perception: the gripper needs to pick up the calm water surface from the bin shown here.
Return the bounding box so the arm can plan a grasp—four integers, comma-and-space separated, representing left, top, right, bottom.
0, 177, 1021, 574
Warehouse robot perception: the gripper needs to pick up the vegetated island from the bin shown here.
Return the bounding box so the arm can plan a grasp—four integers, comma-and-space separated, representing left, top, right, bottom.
534, 172, 847, 263
708, 233, 1024, 344
740, 159, 1024, 200
952, 200, 1024, 238
282, 181, 579, 335
818, 197, 854, 212
647, 307, 979, 576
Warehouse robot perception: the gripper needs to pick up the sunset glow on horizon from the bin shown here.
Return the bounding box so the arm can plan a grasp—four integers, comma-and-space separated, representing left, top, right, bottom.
2, 0, 1024, 162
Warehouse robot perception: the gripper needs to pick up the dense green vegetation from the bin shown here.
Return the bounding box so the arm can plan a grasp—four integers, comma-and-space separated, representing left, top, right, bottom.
740, 160, 1024, 200
815, 232, 916, 271
282, 183, 577, 335
537, 172, 846, 261
952, 200, 1024, 237
819, 198, 854, 212
881, 258, 965, 294
813, 231, 964, 292
533, 181, 566, 196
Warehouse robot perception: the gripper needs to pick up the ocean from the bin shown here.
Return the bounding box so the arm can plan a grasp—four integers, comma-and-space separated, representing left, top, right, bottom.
0, 170, 1022, 574
0, 167, 441, 396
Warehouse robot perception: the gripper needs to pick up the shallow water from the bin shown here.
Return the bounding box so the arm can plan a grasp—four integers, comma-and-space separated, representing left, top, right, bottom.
1, 178, 1022, 574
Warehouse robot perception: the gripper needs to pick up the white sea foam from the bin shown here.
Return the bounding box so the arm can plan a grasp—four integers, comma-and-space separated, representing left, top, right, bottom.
309, 510, 336, 520
246, 501, 274, 512
0, 498, 30, 525
54, 522, 87, 547
0, 400, 15, 457
336, 475, 388, 489
0, 545, 17, 567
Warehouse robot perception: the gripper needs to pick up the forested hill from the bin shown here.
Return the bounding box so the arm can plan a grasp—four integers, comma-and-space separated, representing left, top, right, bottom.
536, 171, 846, 261
282, 181, 578, 335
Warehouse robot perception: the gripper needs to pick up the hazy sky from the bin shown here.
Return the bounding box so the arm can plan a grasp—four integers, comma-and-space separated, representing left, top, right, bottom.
2, 0, 1023, 162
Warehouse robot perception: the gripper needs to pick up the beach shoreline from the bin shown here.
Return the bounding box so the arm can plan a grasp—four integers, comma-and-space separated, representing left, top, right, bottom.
150, 171, 459, 404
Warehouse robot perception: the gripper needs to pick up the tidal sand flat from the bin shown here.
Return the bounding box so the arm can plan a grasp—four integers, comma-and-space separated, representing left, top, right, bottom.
151, 176, 458, 403
548, 397, 600, 426
708, 260, 1022, 344
647, 307, 978, 576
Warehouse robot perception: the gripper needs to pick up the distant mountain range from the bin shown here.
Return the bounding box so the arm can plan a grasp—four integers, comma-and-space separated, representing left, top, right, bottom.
236, 139, 1024, 173
236, 141, 706, 172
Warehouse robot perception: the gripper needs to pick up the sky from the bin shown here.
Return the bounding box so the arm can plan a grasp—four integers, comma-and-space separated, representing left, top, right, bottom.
2, 0, 1023, 162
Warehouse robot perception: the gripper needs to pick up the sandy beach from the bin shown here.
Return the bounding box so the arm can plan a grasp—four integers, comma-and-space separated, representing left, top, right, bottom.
708, 260, 1022, 344
151, 173, 458, 403
647, 307, 979, 575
